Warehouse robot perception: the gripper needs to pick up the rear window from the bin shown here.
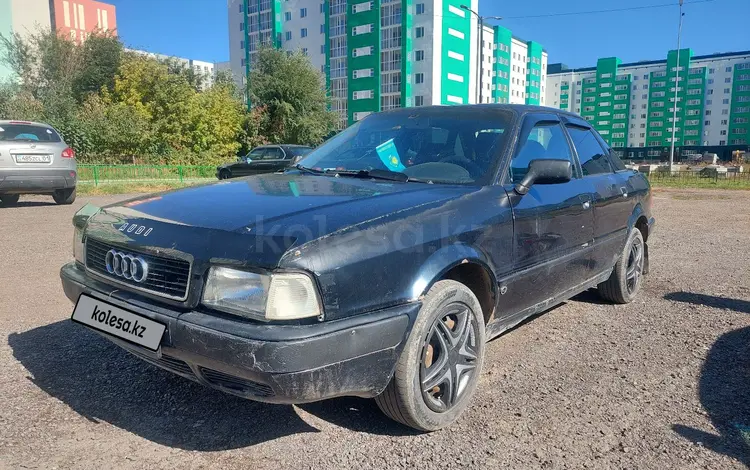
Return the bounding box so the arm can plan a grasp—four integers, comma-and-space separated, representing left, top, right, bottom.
0, 124, 62, 142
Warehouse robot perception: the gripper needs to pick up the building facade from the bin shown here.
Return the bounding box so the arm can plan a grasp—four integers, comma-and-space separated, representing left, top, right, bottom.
49, 0, 117, 43
0, 0, 52, 81
546, 50, 750, 160
228, 0, 547, 128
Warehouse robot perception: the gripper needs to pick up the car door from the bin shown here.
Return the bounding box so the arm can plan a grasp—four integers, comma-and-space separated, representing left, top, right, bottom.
248, 146, 286, 174
267, 146, 292, 172
562, 119, 630, 274
234, 147, 266, 176
502, 113, 595, 316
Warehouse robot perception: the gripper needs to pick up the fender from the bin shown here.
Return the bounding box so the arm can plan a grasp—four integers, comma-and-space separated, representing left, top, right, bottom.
627, 202, 647, 234
408, 243, 497, 301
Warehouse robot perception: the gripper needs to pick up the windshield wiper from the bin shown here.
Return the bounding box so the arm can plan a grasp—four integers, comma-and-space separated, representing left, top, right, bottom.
324, 168, 436, 184
294, 164, 325, 175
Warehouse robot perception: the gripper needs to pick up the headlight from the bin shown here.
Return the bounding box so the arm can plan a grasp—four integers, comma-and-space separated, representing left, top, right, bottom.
202, 267, 322, 321
73, 227, 85, 264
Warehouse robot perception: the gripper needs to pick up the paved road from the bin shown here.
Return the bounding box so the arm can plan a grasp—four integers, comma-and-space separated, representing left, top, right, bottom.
0, 190, 748, 469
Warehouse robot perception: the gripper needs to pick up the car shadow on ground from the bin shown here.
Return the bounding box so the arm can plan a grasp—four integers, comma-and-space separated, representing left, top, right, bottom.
570, 288, 613, 305
665, 292, 750, 466
0, 200, 58, 208
8, 320, 413, 451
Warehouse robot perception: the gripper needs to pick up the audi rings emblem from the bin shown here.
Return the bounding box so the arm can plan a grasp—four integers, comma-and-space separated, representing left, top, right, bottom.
105, 250, 149, 283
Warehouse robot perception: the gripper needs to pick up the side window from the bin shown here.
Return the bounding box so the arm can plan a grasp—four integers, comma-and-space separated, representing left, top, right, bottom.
510, 122, 572, 184
263, 147, 285, 160
591, 130, 627, 171
248, 148, 265, 160
566, 126, 613, 176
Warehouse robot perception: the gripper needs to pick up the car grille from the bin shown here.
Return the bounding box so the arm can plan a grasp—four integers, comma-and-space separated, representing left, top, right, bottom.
128, 349, 196, 378
85, 238, 191, 301
199, 367, 275, 397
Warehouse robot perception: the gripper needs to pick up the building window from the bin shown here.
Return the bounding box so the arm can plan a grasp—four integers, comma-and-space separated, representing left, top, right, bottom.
416, 27, 424, 38
415, 73, 424, 84
300, 8, 307, 18
285, 12, 291, 21
415, 95, 425, 106
320, 24, 325, 34
321, 44, 325, 54
301, 28, 308, 38
416, 50, 424, 61
285, 31, 292, 41
416, 3, 425, 14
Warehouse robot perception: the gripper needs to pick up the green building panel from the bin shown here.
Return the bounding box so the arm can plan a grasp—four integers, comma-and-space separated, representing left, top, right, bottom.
401, 0, 413, 107
646, 49, 695, 147
559, 81, 570, 111
683, 65, 707, 145
346, 0, 381, 123
525, 41, 543, 105
440, 0, 471, 105
491, 25, 511, 104
271, 0, 282, 48
728, 61, 750, 145
612, 72, 632, 149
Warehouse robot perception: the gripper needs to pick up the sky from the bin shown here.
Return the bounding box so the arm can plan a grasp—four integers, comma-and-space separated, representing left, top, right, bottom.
108, 0, 749, 67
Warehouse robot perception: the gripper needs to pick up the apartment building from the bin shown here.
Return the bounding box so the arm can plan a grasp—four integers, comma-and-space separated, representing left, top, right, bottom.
126, 49, 218, 89
0, 0, 52, 81
228, 0, 547, 127
546, 50, 750, 159
50, 0, 117, 43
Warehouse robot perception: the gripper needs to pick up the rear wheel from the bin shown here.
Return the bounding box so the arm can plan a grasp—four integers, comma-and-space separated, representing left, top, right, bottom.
375, 280, 485, 431
597, 228, 645, 304
53, 187, 76, 205
0, 194, 20, 206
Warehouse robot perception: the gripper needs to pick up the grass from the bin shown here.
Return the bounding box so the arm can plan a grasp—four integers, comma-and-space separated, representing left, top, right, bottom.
647, 178, 750, 190
76, 181, 206, 196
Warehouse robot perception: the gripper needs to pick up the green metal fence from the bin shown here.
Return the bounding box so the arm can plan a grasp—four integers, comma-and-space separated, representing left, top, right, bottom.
77, 165, 217, 185
645, 170, 750, 187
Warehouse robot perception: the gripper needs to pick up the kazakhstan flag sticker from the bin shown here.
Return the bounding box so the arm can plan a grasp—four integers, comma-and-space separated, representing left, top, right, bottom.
375, 139, 406, 172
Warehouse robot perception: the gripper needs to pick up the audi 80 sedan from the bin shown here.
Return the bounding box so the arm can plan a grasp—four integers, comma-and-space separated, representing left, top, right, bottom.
62, 105, 654, 431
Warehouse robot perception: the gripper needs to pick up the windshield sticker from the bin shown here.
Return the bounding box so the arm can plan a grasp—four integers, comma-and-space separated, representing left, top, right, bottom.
376, 139, 405, 172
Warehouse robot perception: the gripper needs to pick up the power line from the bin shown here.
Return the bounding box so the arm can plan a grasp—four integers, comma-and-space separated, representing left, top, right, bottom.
501, 0, 714, 20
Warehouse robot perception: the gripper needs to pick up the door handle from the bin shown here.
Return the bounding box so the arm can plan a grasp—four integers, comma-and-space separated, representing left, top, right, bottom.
620, 187, 628, 198
582, 201, 591, 209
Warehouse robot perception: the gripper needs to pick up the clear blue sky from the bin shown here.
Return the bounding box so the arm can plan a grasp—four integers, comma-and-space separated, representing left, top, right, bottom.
108, 0, 749, 66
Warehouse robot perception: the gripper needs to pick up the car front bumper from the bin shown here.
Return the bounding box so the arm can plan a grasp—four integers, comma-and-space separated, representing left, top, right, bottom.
60, 262, 419, 404
0, 168, 76, 193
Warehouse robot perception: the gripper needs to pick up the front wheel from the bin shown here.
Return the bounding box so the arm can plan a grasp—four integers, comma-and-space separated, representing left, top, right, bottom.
218, 169, 231, 180
53, 187, 76, 205
597, 228, 645, 304
375, 280, 485, 431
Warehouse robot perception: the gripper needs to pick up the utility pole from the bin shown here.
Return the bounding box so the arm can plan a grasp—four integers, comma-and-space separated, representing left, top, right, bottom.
669, 0, 685, 173
460, 5, 502, 105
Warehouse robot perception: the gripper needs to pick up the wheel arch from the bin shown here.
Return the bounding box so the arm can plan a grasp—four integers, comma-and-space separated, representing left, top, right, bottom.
409, 244, 498, 324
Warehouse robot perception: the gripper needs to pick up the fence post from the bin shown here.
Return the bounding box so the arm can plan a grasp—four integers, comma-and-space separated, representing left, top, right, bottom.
178, 165, 184, 183
93, 166, 99, 186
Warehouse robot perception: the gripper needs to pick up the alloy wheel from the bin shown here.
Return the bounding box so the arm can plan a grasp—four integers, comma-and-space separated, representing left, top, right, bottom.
626, 236, 644, 294
420, 303, 479, 413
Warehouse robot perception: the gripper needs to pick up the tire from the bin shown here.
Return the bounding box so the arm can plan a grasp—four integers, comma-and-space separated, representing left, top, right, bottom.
219, 169, 231, 180
375, 280, 486, 431
52, 187, 76, 205
0, 194, 20, 206
597, 228, 645, 304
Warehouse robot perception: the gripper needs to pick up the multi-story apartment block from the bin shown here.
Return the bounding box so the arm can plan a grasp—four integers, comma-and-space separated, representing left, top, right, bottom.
50, 0, 117, 43
228, 0, 547, 128
546, 50, 750, 160
0, 0, 52, 81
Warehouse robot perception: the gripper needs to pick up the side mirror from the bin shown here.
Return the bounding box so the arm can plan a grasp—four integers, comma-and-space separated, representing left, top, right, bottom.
514, 159, 572, 195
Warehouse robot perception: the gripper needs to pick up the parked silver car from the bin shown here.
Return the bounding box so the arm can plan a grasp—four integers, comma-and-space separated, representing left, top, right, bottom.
0, 120, 77, 206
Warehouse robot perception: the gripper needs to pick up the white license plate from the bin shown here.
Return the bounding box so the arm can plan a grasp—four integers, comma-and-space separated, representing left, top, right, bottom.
16, 154, 51, 163
71, 294, 166, 351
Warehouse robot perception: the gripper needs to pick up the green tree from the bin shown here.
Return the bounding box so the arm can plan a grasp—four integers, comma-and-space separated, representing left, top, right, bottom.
248, 47, 336, 145
72, 32, 122, 102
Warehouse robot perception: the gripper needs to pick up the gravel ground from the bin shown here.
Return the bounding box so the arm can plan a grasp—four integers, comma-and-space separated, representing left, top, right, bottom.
0, 189, 748, 469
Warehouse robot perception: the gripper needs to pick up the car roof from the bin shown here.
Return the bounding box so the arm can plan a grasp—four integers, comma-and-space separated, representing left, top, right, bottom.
0, 120, 56, 129
376, 104, 583, 121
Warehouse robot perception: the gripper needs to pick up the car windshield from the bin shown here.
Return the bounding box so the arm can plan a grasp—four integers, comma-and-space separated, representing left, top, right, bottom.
0, 123, 61, 142
297, 109, 512, 184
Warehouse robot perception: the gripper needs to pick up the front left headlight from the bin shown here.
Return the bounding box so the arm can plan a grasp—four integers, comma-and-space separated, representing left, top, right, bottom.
202, 267, 322, 321
73, 227, 85, 264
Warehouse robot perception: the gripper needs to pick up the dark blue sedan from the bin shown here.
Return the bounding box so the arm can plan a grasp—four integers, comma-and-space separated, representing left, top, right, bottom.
61, 105, 655, 431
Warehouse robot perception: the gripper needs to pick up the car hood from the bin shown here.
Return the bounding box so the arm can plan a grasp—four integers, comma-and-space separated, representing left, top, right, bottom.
85, 173, 474, 268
